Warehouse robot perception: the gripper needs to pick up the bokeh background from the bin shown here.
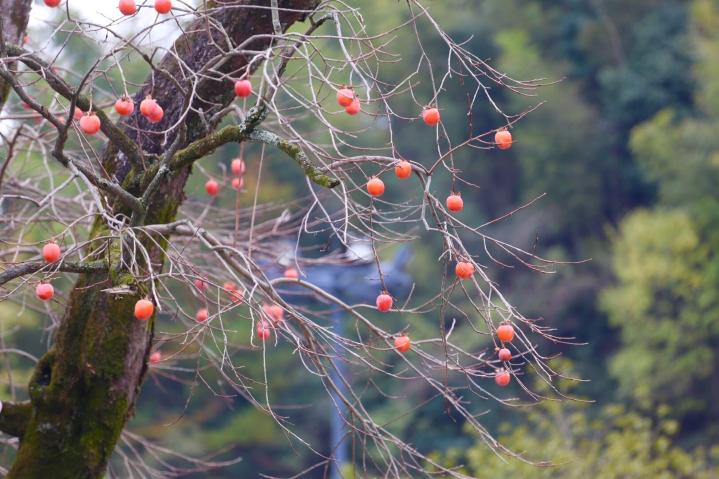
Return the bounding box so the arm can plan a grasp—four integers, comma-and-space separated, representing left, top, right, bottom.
4, 0, 719, 476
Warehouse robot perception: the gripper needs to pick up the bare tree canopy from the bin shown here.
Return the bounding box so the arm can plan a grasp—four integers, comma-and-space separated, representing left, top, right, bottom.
0, 1, 573, 477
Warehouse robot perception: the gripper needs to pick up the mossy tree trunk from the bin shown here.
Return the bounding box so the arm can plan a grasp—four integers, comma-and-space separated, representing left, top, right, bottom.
2, 1, 319, 477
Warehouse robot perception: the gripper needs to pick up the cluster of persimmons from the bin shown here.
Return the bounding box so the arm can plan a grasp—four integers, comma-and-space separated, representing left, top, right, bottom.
33, 0, 517, 386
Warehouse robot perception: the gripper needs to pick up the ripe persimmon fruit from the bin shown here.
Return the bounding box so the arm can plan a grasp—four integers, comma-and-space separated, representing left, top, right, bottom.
498, 347, 512, 362
422, 107, 440, 126
36, 283, 54, 301
345, 98, 361, 115
495, 369, 511, 387
205, 179, 220, 196
234, 79, 252, 98
114, 97, 134, 116
119, 0, 137, 15
394, 160, 412, 179
79, 113, 101, 135
496, 323, 515, 343
495, 130, 513, 150
394, 335, 411, 353
446, 194, 463, 213
155, 0, 171, 14
376, 293, 393, 312
336, 87, 354, 107
367, 177, 385, 197
455, 261, 474, 279
42, 242, 61, 263
134, 298, 154, 321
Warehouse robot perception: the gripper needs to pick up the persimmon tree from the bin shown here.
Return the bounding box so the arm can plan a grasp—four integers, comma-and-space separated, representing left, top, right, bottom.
0, 0, 571, 477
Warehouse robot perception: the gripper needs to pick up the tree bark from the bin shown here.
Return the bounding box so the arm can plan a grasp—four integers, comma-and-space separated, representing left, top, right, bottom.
2, 1, 319, 477
0, 0, 31, 110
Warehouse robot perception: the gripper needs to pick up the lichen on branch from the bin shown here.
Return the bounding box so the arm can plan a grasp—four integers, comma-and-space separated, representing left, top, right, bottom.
248, 129, 340, 188
169, 107, 339, 189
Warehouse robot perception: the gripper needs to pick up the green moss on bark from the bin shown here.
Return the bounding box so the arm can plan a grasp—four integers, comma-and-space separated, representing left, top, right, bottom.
0, 401, 31, 439
7, 272, 149, 478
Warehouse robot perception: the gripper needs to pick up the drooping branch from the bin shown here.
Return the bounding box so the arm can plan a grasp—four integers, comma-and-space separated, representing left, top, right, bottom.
0, 401, 31, 438
0, 260, 108, 286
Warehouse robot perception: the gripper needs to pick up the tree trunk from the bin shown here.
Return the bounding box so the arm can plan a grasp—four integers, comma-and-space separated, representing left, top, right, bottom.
3, 1, 318, 477
0, 0, 32, 110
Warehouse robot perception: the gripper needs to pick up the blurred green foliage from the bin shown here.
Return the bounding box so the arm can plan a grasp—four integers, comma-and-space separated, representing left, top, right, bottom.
448, 365, 719, 478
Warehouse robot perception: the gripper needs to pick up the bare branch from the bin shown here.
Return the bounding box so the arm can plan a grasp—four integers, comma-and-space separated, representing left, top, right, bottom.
4, 44, 144, 165
0, 401, 30, 438
0, 260, 108, 286
248, 129, 340, 188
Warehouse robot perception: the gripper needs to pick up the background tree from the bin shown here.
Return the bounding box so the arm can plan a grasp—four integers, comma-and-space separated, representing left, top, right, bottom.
439, 0, 719, 474
453, 362, 718, 478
